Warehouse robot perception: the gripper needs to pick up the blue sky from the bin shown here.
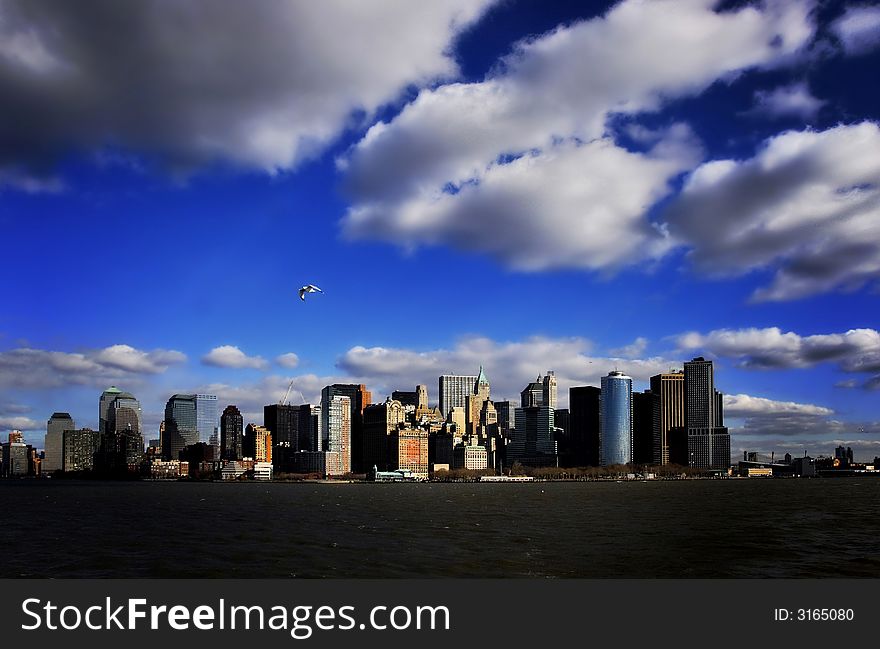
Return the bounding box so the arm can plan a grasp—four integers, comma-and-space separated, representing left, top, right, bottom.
1, 0, 879, 459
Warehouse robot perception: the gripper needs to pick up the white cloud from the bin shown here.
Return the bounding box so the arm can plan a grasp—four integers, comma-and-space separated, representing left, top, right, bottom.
677, 326, 880, 388
724, 393, 833, 418
666, 122, 880, 301
832, 5, 880, 55
609, 337, 649, 359
0, 0, 495, 181
0, 415, 40, 431
202, 345, 268, 370
95, 344, 186, 373
341, 0, 814, 271
746, 81, 825, 120
275, 353, 300, 369
0, 345, 186, 388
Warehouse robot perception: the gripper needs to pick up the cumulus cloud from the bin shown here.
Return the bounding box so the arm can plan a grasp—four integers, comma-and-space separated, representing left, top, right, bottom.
722, 392, 842, 441
0, 415, 40, 431
341, 0, 814, 271
832, 5, 880, 55
677, 326, 880, 388
0, 344, 186, 388
666, 122, 880, 301
338, 335, 680, 406
745, 81, 825, 120
609, 337, 649, 359
202, 345, 268, 370
0, 0, 494, 185
275, 353, 300, 369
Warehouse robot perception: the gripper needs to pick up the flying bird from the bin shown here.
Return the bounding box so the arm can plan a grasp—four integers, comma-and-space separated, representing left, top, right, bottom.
298, 284, 324, 301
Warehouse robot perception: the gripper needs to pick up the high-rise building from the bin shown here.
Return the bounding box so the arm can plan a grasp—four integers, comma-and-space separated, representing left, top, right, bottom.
1, 435, 28, 477
600, 371, 633, 466
569, 386, 600, 466
163, 394, 198, 460
632, 390, 657, 465
683, 357, 730, 470
362, 399, 407, 472
543, 372, 557, 410
99, 386, 123, 435
321, 384, 370, 473
220, 405, 244, 460
62, 428, 101, 472
416, 384, 428, 410
106, 391, 144, 467
321, 394, 351, 475
510, 376, 557, 468
299, 403, 321, 453
650, 371, 684, 465
439, 374, 477, 418
264, 403, 301, 469
391, 390, 419, 408
44, 412, 75, 473
466, 366, 491, 435
389, 427, 429, 479
243, 424, 272, 463
195, 394, 219, 444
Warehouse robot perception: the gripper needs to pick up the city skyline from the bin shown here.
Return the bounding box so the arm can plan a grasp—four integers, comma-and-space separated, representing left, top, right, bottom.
1, 0, 879, 462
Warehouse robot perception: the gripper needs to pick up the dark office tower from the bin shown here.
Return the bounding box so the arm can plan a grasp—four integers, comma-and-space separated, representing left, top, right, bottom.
298, 403, 321, 452
220, 405, 244, 460
569, 386, 601, 466
520, 378, 544, 408
683, 357, 730, 470
510, 404, 556, 467
163, 394, 198, 460
264, 403, 301, 469
44, 412, 75, 473
362, 399, 407, 471
493, 400, 516, 440
320, 384, 371, 473
632, 391, 657, 465
99, 386, 123, 434
650, 371, 684, 465
391, 390, 418, 408
107, 392, 144, 466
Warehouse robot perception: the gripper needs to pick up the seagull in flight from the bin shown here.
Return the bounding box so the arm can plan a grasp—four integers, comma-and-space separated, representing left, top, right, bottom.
298, 284, 324, 301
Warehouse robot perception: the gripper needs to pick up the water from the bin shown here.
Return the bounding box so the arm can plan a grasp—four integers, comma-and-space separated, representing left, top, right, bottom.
2, 478, 879, 578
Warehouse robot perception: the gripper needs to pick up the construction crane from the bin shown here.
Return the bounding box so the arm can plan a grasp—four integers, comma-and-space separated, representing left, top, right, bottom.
279, 379, 295, 406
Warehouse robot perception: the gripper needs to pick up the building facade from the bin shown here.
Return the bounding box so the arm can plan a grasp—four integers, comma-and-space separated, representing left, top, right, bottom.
649, 371, 684, 465
220, 405, 244, 460
683, 357, 730, 470
600, 371, 633, 466
438, 374, 478, 418
44, 412, 75, 473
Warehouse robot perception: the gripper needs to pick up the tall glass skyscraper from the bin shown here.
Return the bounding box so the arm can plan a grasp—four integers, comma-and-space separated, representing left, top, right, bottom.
99, 386, 123, 434
195, 394, 219, 444
44, 412, 75, 473
600, 371, 633, 466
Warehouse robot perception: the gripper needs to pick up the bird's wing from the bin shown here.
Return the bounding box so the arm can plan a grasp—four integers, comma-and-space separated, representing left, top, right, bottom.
298, 288, 306, 300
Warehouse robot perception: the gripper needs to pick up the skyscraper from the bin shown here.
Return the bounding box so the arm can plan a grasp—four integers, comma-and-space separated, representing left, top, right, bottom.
243, 424, 272, 463
163, 394, 198, 459
439, 374, 477, 418
321, 394, 351, 475
44, 412, 75, 473
542, 372, 557, 410
632, 390, 657, 465
321, 384, 370, 473
194, 394, 219, 444
220, 405, 244, 460
569, 386, 600, 466
650, 371, 684, 465
99, 386, 123, 435
264, 403, 301, 469
683, 357, 730, 470
107, 391, 144, 467
600, 371, 633, 466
